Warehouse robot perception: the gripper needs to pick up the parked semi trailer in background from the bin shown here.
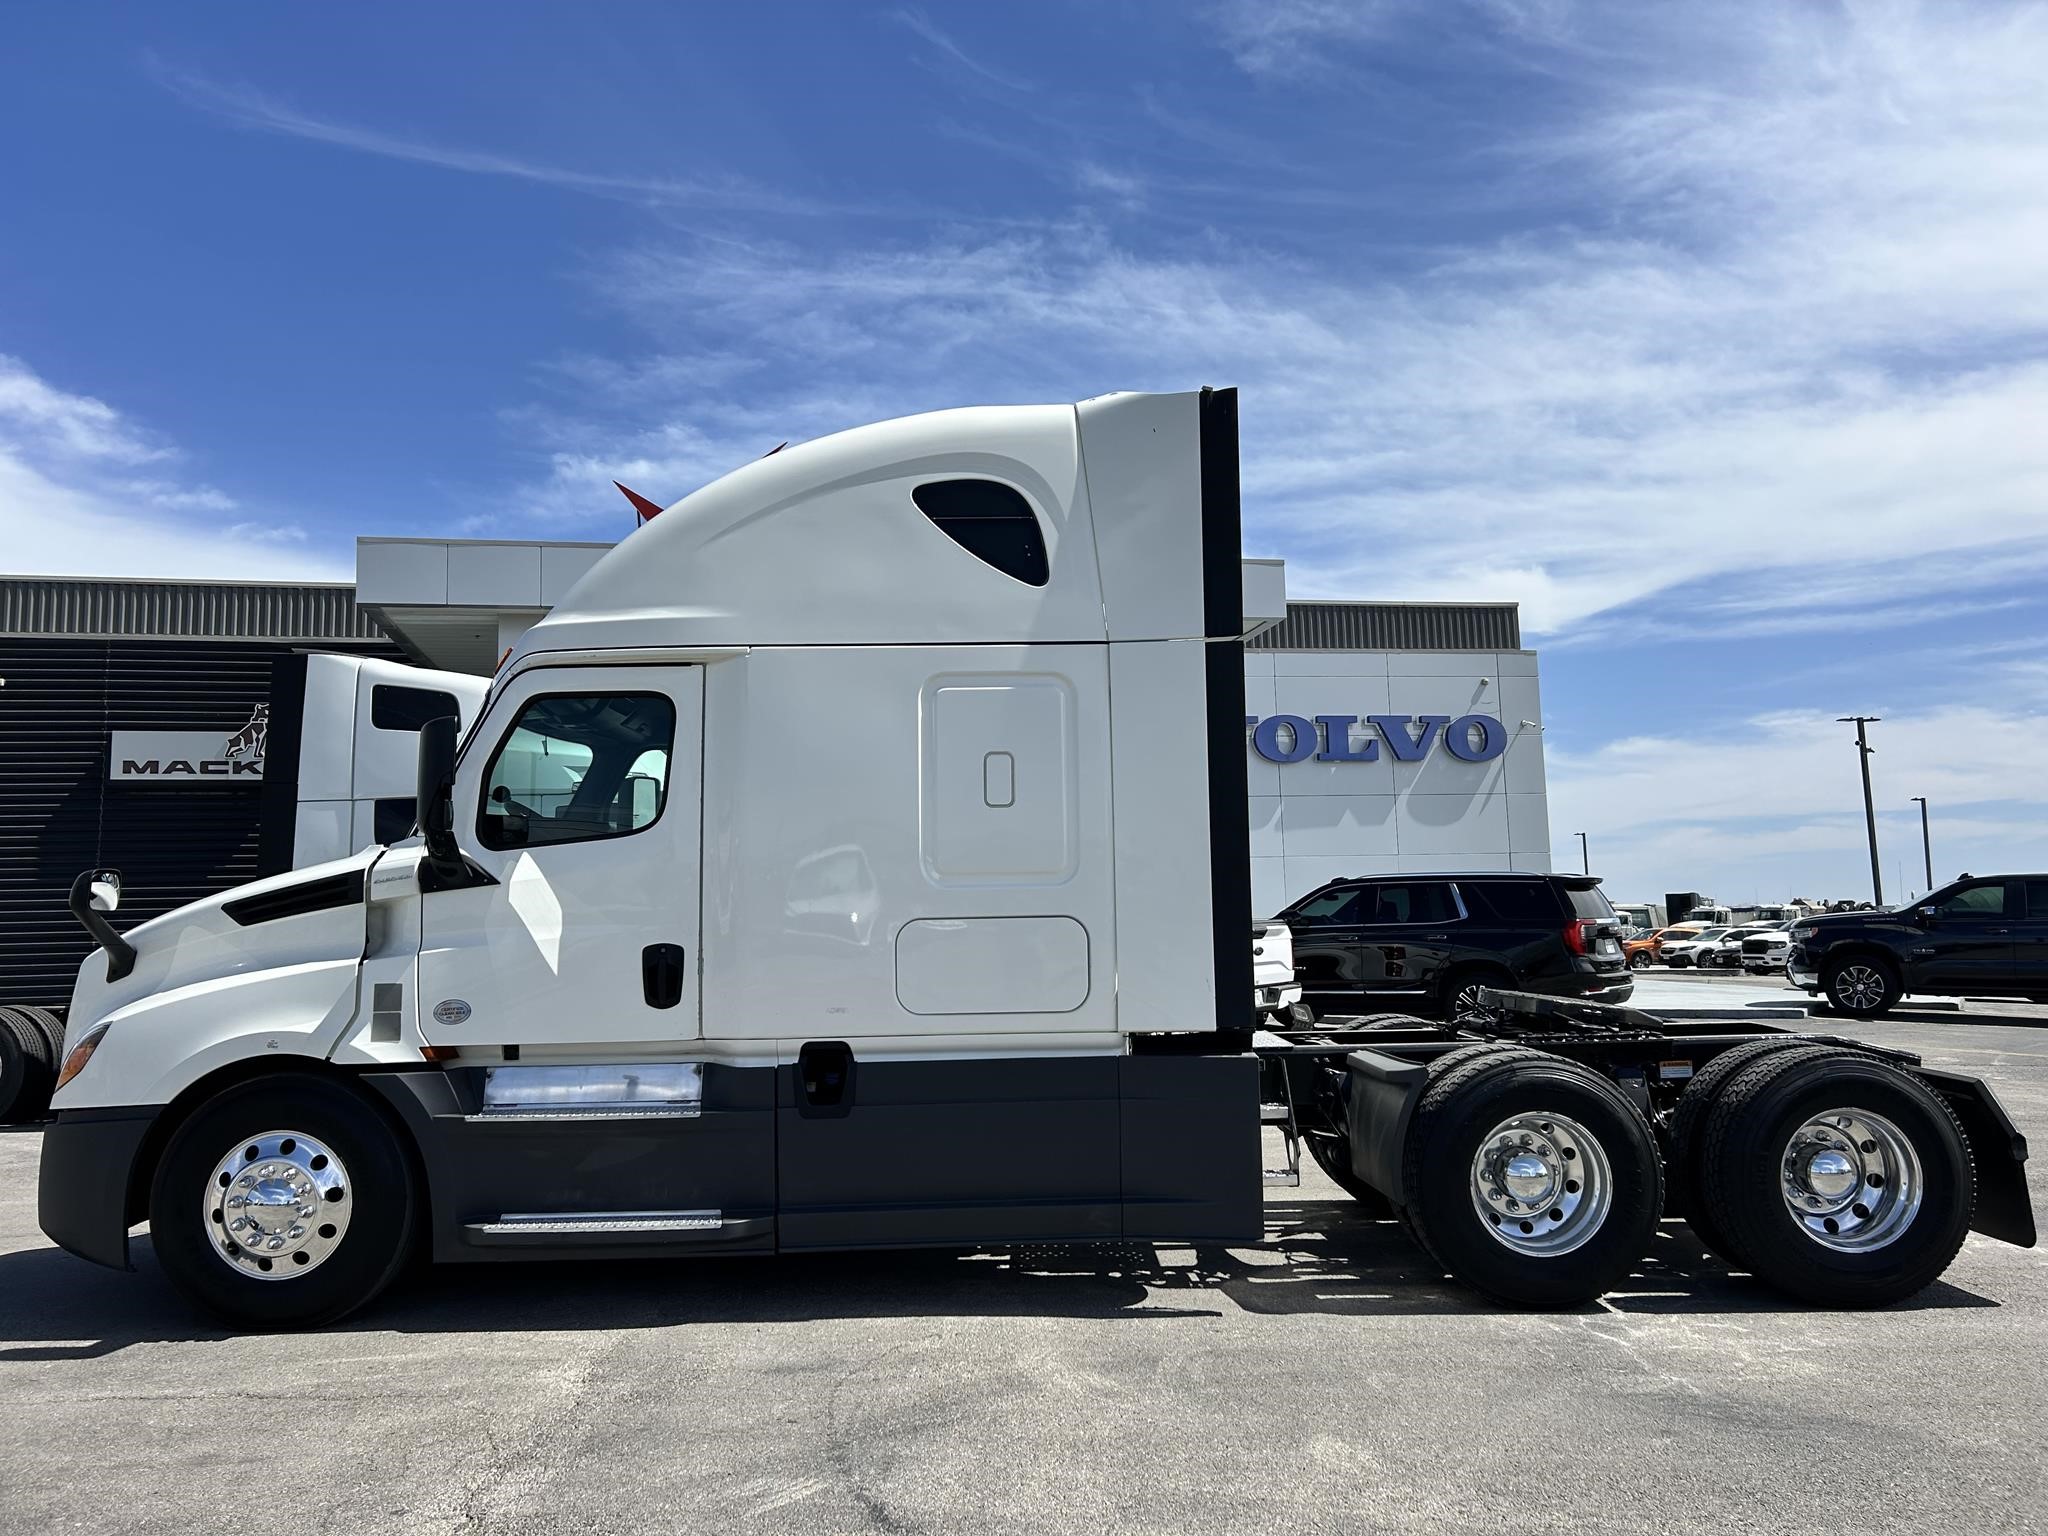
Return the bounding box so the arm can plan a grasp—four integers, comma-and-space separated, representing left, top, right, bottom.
34, 389, 2034, 1327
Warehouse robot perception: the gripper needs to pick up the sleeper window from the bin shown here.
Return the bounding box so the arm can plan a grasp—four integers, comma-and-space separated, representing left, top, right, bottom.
912, 479, 1049, 587
478, 693, 674, 850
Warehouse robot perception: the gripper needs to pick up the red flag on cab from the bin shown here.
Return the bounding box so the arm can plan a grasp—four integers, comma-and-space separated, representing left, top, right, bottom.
614, 481, 665, 524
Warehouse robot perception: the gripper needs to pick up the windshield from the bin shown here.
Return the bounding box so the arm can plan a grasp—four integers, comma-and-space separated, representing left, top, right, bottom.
1692, 928, 1728, 941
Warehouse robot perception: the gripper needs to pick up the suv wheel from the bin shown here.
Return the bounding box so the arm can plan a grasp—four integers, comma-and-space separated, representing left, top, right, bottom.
1442, 965, 1514, 1022
1628, 951, 1650, 970
1822, 956, 1901, 1019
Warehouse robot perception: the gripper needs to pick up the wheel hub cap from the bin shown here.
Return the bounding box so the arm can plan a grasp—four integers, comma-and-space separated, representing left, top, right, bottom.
1780, 1109, 1922, 1252
204, 1130, 352, 1280
1470, 1113, 1614, 1256
1837, 967, 1885, 1009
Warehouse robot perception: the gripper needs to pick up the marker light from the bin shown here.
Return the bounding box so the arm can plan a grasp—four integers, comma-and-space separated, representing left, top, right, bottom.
54, 1021, 111, 1094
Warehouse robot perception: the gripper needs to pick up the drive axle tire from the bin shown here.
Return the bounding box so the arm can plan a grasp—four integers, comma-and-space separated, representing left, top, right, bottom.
1401, 1050, 1663, 1307
1667, 1039, 1825, 1262
1822, 955, 1901, 1019
148, 1073, 418, 1330
1699, 1048, 1972, 1307
0, 1007, 59, 1123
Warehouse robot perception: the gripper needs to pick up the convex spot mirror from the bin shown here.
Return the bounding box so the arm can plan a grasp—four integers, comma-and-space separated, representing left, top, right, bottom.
89, 875, 121, 914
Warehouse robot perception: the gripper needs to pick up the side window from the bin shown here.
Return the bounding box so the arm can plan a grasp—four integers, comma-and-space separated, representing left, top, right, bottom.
373, 796, 418, 843
1366, 882, 1460, 925
912, 479, 1049, 587
372, 684, 460, 732
1292, 888, 1363, 926
1938, 883, 2011, 919
2025, 880, 2048, 922
1467, 881, 1554, 923
478, 693, 675, 851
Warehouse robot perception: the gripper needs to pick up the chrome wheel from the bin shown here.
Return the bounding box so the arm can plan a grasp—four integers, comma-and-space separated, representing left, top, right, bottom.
1469, 1112, 1613, 1256
202, 1130, 353, 1280
1831, 964, 1888, 1012
1779, 1108, 1922, 1252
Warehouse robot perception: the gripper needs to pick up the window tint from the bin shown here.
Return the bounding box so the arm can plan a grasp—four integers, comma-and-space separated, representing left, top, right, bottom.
372, 684, 460, 732
479, 693, 675, 851
2024, 880, 2048, 921
1291, 887, 1364, 925
912, 479, 1049, 587
1467, 880, 1557, 923
1364, 882, 1460, 925
1566, 886, 1616, 921
1939, 882, 2012, 919
373, 796, 418, 843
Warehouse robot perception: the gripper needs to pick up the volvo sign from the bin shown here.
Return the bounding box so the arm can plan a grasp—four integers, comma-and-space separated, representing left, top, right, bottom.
1246, 712, 1508, 764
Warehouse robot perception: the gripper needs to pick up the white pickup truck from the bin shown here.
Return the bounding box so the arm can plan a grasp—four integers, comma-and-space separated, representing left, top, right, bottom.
1254, 921, 1301, 1024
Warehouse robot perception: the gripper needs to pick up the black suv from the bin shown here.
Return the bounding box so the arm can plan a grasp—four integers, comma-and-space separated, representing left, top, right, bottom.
1273, 872, 1632, 1020
1789, 873, 2048, 1017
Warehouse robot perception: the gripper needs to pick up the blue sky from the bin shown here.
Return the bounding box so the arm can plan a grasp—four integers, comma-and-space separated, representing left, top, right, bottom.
4, 1, 2047, 903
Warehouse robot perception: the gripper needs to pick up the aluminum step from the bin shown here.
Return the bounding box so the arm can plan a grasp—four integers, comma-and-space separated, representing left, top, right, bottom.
1264, 1169, 1301, 1187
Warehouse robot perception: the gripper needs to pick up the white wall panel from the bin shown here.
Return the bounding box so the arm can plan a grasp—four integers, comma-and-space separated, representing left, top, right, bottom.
1395, 792, 1511, 856
1278, 794, 1398, 857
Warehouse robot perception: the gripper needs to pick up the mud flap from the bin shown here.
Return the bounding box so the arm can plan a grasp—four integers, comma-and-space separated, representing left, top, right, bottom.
1917, 1067, 2036, 1248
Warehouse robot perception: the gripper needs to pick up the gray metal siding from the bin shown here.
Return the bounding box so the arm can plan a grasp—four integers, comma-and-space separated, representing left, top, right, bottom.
1248, 601, 1520, 652
0, 578, 382, 642
0, 635, 388, 1008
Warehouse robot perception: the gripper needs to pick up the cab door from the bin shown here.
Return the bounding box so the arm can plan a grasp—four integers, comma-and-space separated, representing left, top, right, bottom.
1355, 879, 1461, 1003
417, 666, 703, 1046
1285, 885, 1370, 1012
1912, 879, 2017, 992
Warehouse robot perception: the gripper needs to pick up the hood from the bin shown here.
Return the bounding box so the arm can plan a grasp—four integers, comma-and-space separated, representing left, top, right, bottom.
70, 847, 380, 1031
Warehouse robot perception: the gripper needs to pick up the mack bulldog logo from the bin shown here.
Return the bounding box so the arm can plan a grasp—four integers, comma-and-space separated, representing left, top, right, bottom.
109, 704, 270, 782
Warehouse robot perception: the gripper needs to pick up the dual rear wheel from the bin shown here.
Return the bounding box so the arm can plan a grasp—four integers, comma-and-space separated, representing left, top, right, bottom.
1316, 1031, 1974, 1309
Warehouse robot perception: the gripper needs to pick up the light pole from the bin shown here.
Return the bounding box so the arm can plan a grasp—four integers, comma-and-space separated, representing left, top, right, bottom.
1574, 831, 1589, 875
1839, 716, 1883, 906
1910, 796, 1932, 890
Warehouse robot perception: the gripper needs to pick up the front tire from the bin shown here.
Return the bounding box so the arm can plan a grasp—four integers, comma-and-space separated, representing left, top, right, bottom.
148, 1073, 419, 1329
1822, 955, 1901, 1018
1401, 1051, 1663, 1307
1697, 1048, 1972, 1306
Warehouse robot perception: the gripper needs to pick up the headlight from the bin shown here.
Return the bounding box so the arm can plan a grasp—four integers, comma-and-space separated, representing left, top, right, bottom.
1793, 924, 1819, 940
54, 1021, 111, 1094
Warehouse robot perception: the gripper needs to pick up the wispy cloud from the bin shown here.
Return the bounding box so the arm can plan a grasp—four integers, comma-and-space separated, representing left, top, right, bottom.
148, 56, 856, 218
0, 355, 340, 580
889, 9, 1036, 93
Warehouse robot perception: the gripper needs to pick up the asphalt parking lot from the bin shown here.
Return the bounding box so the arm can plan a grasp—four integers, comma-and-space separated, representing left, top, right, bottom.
4, 1011, 2045, 1536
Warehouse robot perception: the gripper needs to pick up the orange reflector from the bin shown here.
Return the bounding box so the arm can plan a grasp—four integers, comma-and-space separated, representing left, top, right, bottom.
419, 1044, 461, 1062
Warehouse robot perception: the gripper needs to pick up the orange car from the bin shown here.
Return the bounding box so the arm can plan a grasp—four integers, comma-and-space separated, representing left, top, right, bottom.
1625, 924, 1709, 969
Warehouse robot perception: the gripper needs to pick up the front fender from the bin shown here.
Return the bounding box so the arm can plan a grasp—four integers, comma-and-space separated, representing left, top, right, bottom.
52, 958, 363, 1112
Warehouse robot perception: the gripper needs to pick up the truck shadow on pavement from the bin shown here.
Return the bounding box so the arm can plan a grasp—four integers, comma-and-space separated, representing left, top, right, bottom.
0, 1198, 1997, 1359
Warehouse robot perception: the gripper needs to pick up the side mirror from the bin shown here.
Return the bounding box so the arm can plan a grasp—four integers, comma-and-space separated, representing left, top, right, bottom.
415, 715, 464, 883
1918, 905, 1940, 922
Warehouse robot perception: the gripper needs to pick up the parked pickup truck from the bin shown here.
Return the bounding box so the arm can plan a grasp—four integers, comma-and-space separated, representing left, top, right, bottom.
1254, 922, 1301, 1025
1790, 874, 2048, 1016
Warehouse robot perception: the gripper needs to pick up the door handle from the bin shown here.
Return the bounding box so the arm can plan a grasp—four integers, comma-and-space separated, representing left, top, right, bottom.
641, 943, 686, 1009
1422, 933, 1449, 940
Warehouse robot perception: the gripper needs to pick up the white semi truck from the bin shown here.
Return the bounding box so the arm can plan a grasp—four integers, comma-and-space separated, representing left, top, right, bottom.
38, 390, 2034, 1326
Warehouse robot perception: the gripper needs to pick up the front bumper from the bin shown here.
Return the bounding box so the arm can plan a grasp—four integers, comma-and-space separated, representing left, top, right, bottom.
1257, 983, 1302, 1011
37, 1106, 158, 1271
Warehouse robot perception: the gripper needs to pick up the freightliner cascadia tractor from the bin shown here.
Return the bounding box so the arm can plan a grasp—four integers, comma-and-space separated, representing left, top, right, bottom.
38, 390, 2034, 1326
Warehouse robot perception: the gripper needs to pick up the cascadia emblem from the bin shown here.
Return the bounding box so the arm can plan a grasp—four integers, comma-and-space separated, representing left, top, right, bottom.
432, 999, 472, 1027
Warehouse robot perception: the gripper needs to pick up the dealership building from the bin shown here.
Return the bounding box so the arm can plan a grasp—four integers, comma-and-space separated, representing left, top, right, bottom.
0, 547, 1548, 1007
